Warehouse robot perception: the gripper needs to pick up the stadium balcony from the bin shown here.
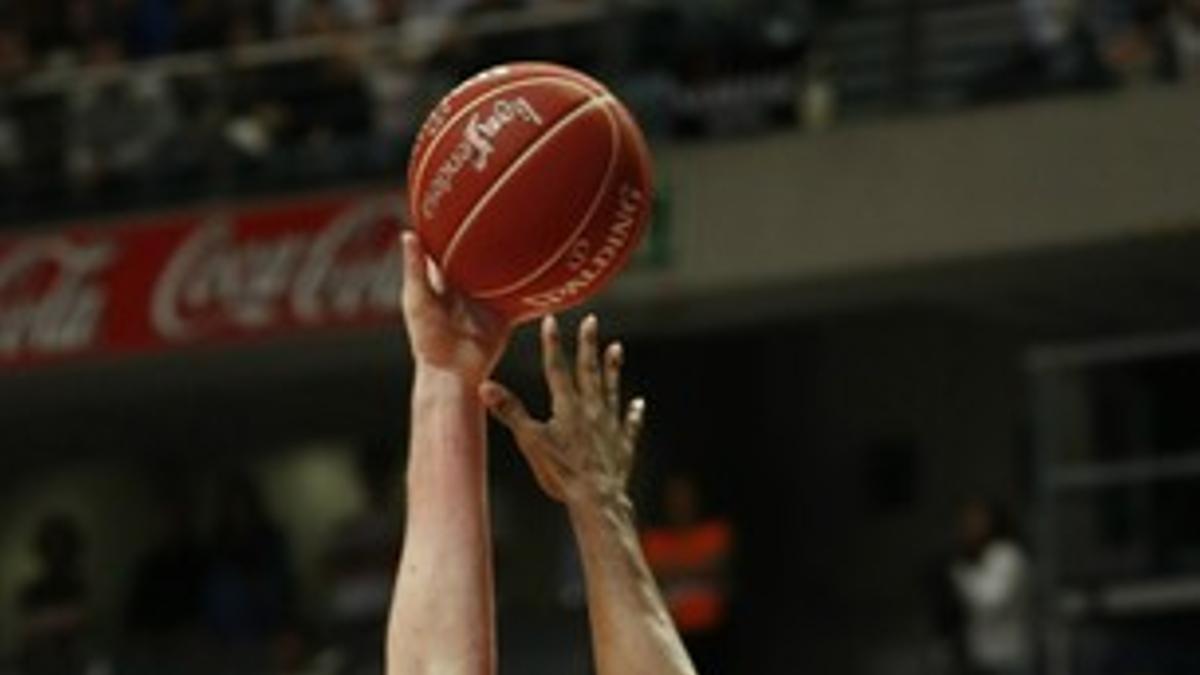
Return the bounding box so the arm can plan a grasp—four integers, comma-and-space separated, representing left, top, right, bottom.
0, 0, 1193, 230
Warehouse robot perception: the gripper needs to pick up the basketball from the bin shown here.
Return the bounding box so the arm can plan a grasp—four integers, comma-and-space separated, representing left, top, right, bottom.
406, 62, 654, 322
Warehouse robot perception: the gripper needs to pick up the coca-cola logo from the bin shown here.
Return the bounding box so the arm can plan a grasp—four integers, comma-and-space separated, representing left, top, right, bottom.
0, 238, 114, 358
152, 198, 404, 341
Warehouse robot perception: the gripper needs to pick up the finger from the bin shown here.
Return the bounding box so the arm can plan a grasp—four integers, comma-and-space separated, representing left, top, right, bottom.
540, 315, 575, 407
616, 396, 646, 482
400, 231, 435, 310
482, 382, 564, 500
425, 256, 447, 297
603, 342, 622, 413
624, 397, 647, 449
576, 314, 602, 403
480, 381, 536, 435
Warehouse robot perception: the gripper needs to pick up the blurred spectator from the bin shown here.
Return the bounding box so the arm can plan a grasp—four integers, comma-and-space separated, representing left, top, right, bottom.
227, 0, 276, 43
1019, 0, 1075, 57
223, 32, 371, 184
16, 514, 92, 675
641, 474, 735, 674
949, 498, 1033, 675
25, 0, 109, 64
971, 0, 1115, 101
927, 548, 969, 674
2, 100, 67, 224
288, 42, 373, 174
291, 0, 341, 35
19, 1, 61, 64
374, 0, 407, 24
364, 46, 420, 165
119, 0, 178, 58
202, 473, 296, 643
279, 0, 380, 36
660, 0, 809, 137
333, 0, 386, 30
22, 0, 175, 64
1104, 0, 1183, 83
222, 23, 294, 176
321, 442, 400, 671
0, 30, 30, 215
176, 0, 229, 52
1169, 0, 1200, 79
66, 37, 177, 204
406, 0, 478, 18
368, 22, 470, 169
126, 480, 209, 639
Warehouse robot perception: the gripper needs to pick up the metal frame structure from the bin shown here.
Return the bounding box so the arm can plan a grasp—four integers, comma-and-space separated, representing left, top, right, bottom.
1028, 329, 1200, 675
12, 1, 626, 96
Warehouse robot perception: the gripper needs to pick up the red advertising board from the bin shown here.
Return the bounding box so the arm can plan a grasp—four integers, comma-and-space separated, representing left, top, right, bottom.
0, 191, 406, 369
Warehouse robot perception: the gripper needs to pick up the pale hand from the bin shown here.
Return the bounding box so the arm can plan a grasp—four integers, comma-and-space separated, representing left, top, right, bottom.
481, 315, 646, 504
400, 231, 511, 384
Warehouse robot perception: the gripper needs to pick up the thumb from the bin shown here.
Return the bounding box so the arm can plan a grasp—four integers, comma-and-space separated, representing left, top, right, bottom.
400, 230, 438, 310
481, 381, 564, 501
480, 381, 534, 434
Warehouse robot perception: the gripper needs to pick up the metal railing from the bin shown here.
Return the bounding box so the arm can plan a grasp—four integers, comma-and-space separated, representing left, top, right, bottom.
0, 1, 815, 228
4, 0, 1176, 230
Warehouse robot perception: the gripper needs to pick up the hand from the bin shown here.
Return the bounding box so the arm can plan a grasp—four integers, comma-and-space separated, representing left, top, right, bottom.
480, 315, 646, 504
400, 231, 511, 384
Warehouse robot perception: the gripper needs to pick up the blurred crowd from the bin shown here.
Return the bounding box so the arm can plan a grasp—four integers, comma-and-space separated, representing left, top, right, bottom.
970, 0, 1200, 101
0, 0, 1196, 225
1, 0, 534, 64
0, 0, 817, 224
0, 446, 736, 675
3, 453, 401, 675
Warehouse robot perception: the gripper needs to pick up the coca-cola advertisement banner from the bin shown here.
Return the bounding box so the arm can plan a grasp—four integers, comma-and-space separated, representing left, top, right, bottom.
0, 192, 406, 369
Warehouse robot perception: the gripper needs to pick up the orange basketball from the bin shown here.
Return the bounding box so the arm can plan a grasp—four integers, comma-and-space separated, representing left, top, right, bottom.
407, 62, 654, 322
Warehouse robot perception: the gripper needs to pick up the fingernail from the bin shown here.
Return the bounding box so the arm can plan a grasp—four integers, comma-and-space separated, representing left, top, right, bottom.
611, 342, 623, 361
543, 315, 558, 336
426, 258, 445, 295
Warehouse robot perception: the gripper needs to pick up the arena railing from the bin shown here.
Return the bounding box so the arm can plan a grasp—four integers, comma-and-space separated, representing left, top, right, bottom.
4, 0, 1153, 228
2, 2, 672, 226
12, 2, 622, 96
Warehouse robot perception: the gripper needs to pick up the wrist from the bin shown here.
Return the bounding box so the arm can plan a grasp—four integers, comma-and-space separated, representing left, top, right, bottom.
414, 363, 484, 392
412, 366, 487, 414
565, 481, 635, 524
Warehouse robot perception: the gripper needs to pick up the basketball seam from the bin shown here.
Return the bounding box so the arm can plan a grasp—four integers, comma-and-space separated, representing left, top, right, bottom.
440, 94, 615, 280
496, 63, 608, 96
410, 75, 596, 204
473, 99, 621, 300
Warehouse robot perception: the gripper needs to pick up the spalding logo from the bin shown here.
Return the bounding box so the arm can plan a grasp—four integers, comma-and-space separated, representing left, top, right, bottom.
521, 183, 645, 310
420, 97, 543, 221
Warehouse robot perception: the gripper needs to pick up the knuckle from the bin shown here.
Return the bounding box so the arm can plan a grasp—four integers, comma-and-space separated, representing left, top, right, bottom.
583, 401, 604, 420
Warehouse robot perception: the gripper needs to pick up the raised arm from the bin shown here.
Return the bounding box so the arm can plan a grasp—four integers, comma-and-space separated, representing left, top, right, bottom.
387, 232, 510, 675
481, 315, 698, 675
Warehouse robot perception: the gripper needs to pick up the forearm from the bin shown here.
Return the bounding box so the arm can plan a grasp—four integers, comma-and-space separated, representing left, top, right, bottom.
568, 490, 697, 675
387, 367, 495, 675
